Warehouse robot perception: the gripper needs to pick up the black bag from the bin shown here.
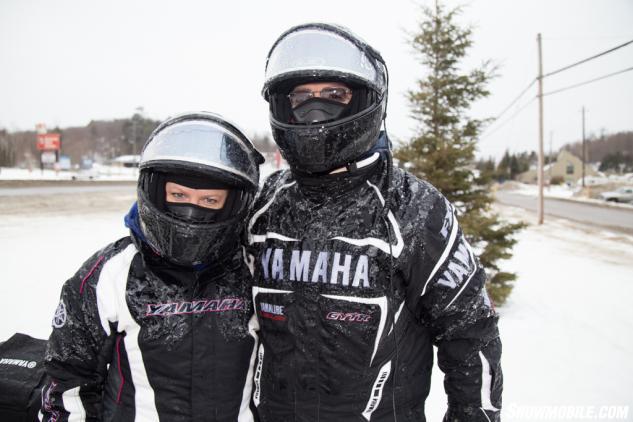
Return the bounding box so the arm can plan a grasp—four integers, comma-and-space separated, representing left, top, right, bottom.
0, 333, 47, 422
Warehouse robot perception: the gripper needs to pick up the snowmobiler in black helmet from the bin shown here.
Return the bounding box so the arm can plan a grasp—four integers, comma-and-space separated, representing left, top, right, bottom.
248, 24, 503, 422
42, 111, 263, 422
263, 23, 388, 174
137, 111, 264, 266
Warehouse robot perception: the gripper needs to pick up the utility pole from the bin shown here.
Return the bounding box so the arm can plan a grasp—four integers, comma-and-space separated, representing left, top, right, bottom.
130, 107, 144, 156
131, 115, 138, 155
537, 33, 545, 224
581, 106, 586, 188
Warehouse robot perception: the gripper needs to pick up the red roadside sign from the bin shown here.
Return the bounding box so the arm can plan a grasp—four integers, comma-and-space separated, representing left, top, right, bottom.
37, 133, 61, 151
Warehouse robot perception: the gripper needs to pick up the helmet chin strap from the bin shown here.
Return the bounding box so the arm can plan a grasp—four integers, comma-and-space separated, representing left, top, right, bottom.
329, 121, 388, 175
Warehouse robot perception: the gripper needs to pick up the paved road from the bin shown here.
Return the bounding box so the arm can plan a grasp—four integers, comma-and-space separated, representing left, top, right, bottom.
2, 182, 631, 232
0, 181, 137, 216
496, 191, 633, 232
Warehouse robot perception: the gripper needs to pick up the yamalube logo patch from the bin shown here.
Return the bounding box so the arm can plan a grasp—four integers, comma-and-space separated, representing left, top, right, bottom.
52, 300, 67, 328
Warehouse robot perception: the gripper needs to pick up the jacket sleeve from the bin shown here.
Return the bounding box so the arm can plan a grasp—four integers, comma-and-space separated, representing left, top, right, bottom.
407, 194, 502, 422
41, 251, 113, 422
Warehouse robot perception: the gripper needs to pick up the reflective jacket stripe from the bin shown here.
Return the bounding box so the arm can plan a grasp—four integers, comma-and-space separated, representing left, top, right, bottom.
96, 244, 160, 420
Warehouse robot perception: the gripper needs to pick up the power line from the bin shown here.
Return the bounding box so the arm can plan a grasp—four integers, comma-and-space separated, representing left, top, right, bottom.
543, 65, 633, 97
480, 96, 536, 141
490, 78, 537, 123
479, 38, 633, 144
543, 35, 633, 41
486, 46, 538, 125
543, 38, 633, 78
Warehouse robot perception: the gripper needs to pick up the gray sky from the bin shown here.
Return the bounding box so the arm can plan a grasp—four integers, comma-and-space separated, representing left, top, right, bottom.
1, 0, 632, 160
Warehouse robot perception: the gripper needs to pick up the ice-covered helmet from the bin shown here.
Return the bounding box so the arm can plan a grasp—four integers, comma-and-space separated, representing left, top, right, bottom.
137, 112, 265, 266
262, 23, 388, 174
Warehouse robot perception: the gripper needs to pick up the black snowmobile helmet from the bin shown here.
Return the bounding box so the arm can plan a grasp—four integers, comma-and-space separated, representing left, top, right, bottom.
137, 111, 265, 267
262, 23, 389, 174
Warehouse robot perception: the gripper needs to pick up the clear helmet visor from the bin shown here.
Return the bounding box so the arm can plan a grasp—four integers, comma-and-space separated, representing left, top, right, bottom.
264, 27, 386, 95
140, 118, 260, 188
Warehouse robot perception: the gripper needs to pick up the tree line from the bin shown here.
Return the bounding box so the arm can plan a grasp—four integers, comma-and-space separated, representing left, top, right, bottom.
475, 151, 537, 182
472, 129, 633, 184
0, 114, 275, 168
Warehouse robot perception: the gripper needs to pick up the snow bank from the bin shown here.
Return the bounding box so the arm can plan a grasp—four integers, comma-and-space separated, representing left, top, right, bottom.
0, 166, 138, 181
1, 162, 283, 183
504, 182, 578, 199
0, 167, 75, 181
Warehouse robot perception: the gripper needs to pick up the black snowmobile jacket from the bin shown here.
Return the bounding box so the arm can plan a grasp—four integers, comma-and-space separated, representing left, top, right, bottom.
41, 206, 257, 422
246, 155, 503, 422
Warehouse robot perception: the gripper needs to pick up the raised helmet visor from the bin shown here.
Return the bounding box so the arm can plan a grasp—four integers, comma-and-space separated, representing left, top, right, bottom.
263, 24, 387, 98
140, 117, 262, 189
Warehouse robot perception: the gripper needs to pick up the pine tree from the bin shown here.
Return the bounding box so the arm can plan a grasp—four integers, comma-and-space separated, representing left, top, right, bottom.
496, 150, 511, 182
123, 112, 160, 156
0, 130, 16, 167
509, 155, 520, 179
395, 1, 525, 305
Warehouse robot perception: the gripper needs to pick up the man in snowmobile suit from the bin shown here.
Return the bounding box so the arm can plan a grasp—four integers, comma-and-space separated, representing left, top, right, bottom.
41, 112, 265, 421
246, 23, 503, 422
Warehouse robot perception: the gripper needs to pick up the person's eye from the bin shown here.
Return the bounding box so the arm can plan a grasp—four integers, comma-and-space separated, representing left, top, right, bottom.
202, 197, 218, 205
170, 192, 186, 200
323, 88, 350, 102
288, 91, 312, 108
326, 89, 342, 99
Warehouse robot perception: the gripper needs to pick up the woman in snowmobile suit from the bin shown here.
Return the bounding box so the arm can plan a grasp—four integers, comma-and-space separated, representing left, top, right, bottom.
41, 112, 264, 421
246, 24, 503, 421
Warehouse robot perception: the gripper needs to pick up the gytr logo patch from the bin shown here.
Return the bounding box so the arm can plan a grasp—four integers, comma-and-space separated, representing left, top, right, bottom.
146, 298, 244, 317
259, 302, 286, 321
326, 311, 371, 323
52, 300, 67, 328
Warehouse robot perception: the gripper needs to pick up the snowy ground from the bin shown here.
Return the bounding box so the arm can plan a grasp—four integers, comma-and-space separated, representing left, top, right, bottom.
422, 205, 633, 420
491, 206, 633, 419
1, 190, 632, 420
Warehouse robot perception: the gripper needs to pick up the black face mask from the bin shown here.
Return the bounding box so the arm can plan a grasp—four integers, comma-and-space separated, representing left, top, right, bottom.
164, 202, 222, 223
292, 98, 351, 124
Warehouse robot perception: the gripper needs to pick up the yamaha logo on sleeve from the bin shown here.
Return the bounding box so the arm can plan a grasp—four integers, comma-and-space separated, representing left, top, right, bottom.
52, 300, 67, 328
0, 358, 37, 369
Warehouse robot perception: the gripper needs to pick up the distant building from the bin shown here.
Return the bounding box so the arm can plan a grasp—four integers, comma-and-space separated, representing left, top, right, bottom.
517, 150, 598, 184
